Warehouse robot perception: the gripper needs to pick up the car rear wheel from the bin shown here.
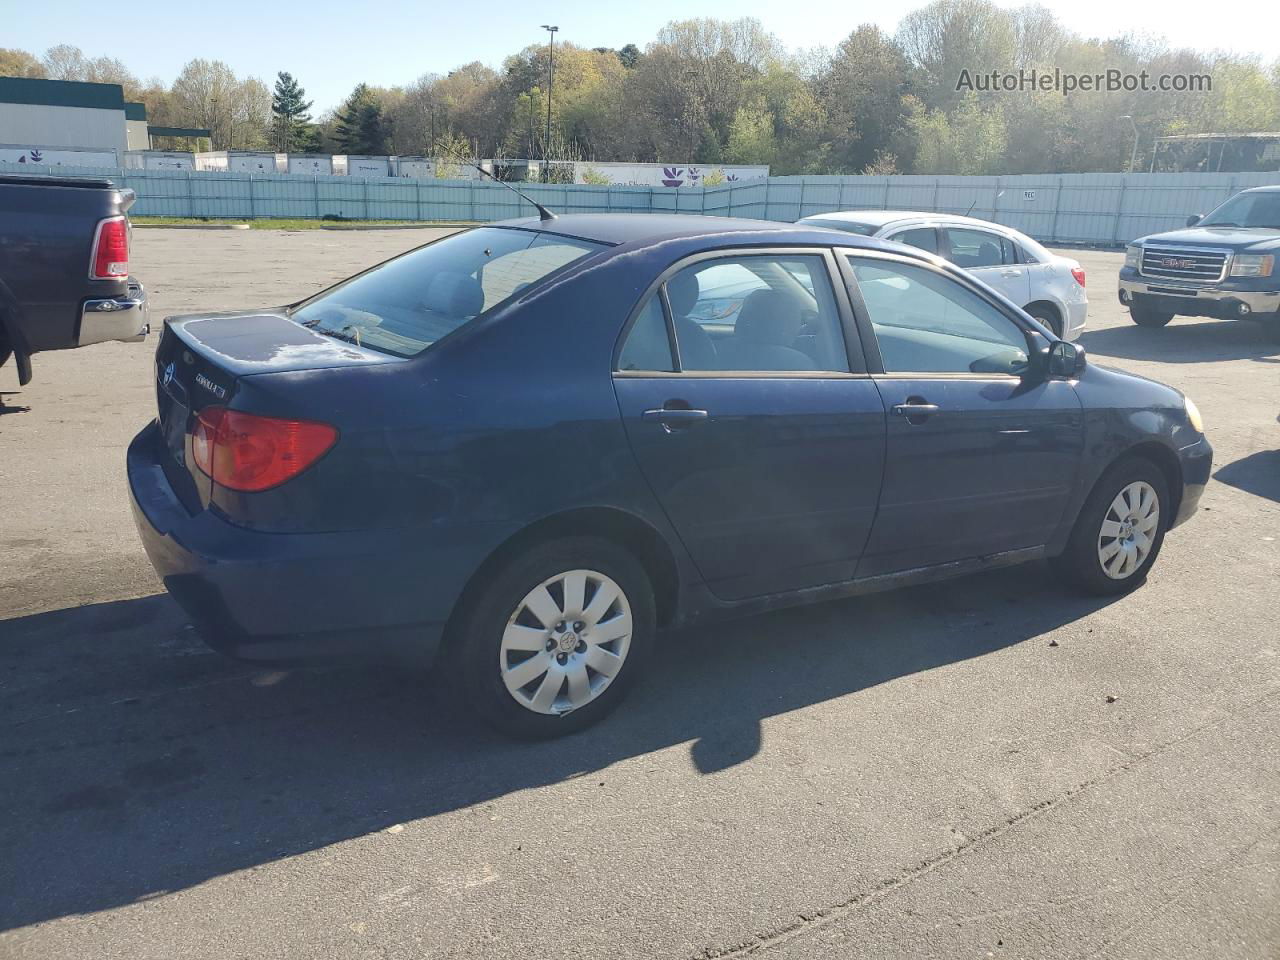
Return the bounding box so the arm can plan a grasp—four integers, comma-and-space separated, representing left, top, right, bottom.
1055, 457, 1169, 596
1130, 303, 1174, 327
1025, 304, 1063, 338
449, 536, 655, 738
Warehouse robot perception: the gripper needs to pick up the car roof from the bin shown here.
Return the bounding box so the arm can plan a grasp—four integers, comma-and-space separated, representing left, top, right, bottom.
800, 209, 1024, 232
1242, 185, 1280, 193
494, 213, 904, 252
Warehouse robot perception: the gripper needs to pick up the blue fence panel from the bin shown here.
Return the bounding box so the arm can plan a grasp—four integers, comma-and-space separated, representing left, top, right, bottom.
5, 162, 1279, 245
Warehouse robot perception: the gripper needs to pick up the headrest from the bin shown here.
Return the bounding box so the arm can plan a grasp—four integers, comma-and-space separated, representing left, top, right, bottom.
423, 271, 484, 317
734, 290, 803, 345
667, 270, 700, 318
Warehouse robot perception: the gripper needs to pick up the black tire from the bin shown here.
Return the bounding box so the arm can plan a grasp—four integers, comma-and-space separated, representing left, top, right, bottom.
1025, 304, 1063, 339
1054, 456, 1170, 596
448, 536, 655, 739
1129, 303, 1174, 328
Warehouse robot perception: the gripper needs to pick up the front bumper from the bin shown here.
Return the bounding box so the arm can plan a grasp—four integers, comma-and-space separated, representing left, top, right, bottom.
1172, 435, 1213, 529
127, 421, 452, 665
79, 278, 150, 347
1118, 272, 1280, 319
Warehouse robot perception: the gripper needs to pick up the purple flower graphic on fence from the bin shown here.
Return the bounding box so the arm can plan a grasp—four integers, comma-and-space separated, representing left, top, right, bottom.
687, 166, 701, 184
726, 173, 739, 182
661, 166, 684, 187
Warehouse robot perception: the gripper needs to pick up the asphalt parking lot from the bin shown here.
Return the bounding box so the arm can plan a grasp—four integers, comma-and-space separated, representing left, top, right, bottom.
1, 228, 1277, 959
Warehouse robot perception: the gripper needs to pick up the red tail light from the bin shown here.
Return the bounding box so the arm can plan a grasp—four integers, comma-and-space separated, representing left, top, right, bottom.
192, 407, 338, 492
90, 216, 129, 279
1071, 266, 1086, 287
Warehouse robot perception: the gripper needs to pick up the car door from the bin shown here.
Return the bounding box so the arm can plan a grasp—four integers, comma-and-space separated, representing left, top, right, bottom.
942, 226, 1031, 308
613, 250, 886, 602
838, 250, 1084, 577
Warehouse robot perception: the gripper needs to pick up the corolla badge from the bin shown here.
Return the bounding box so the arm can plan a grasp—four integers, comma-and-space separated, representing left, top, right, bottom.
161, 361, 175, 387
195, 372, 227, 399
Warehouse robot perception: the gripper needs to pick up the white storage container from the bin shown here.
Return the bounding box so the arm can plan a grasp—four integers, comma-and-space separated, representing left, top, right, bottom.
391, 156, 434, 178
286, 154, 333, 175
124, 150, 194, 170
341, 155, 391, 177
195, 151, 281, 173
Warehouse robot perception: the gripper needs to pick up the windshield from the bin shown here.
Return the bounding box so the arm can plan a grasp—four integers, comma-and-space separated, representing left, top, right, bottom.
1199, 192, 1280, 229
291, 227, 606, 357
801, 218, 879, 236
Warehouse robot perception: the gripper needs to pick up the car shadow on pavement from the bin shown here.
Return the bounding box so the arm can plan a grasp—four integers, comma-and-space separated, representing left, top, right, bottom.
0, 563, 1112, 931
1214, 450, 1280, 504
1078, 319, 1280, 363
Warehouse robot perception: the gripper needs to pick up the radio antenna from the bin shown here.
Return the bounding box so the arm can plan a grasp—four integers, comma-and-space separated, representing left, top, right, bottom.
441, 149, 557, 222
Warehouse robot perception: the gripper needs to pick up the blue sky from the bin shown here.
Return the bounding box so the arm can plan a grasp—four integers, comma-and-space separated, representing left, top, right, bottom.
8, 0, 1275, 112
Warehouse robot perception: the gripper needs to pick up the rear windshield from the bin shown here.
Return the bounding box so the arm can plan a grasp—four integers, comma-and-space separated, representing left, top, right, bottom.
291, 227, 606, 357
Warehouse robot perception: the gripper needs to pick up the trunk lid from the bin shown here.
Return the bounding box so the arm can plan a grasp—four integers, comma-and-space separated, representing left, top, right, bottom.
153, 311, 403, 511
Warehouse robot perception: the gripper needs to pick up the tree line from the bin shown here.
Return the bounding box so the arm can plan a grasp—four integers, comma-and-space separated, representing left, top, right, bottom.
4, 1, 1279, 174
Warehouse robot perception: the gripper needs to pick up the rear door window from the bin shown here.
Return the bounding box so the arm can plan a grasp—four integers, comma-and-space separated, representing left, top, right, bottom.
943, 228, 1004, 268
291, 227, 605, 357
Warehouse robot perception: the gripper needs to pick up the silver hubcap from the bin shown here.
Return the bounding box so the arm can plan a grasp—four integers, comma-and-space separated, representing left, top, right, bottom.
1097, 480, 1160, 580
499, 569, 633, 716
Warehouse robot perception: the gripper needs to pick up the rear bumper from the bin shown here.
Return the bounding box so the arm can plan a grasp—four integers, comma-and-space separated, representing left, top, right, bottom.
1173, 436, 1213, 529
127, 421, 463, 665
79, 278, 150, 346
1063, 299, 1088, 341
1118, 273, 1280, 319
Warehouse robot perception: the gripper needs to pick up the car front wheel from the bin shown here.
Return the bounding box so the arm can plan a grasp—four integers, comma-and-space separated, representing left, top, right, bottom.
1055, 457, 1170, 596
1129, 303, 1174, 327
449, 536, 655, 738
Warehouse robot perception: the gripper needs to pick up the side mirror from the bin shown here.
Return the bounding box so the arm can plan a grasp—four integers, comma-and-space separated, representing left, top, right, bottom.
1049, 340, 1086, 379
1186, 214, 1202, 227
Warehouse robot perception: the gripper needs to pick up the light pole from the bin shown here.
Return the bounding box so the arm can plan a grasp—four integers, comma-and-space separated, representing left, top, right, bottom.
540, 24, 558, 180
1120, 115, 1139, 174
209, 97, 218, 150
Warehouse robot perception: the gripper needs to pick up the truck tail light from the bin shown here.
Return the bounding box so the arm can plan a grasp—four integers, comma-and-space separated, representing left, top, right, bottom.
1071, 266, 1086, 287
192, 407, 338, 492
90, 216, 129, 279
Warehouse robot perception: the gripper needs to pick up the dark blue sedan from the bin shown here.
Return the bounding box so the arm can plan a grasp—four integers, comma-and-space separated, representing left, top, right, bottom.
128, 215, 1212, 737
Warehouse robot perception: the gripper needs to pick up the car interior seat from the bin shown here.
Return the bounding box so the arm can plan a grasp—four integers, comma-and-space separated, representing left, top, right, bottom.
715, 290, 816, 371
665, 270, 718, 370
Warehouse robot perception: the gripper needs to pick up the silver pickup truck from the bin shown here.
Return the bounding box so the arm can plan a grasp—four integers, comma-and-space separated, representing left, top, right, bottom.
0, 174, 149, 385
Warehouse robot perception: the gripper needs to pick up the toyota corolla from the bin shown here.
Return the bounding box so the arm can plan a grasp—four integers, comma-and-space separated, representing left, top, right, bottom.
128, 215, 1211, 737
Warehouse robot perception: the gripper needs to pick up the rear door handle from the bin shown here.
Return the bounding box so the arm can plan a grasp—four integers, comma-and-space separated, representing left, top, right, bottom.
892, 402, 940, 418
642, 407, 708, 429
1001, 269, 1022, 278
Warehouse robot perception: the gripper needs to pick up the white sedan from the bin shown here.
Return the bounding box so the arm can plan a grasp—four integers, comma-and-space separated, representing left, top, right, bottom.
797, 211, 1088, 340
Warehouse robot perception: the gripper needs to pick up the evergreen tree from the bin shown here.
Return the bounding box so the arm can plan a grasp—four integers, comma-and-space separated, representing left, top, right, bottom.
271, 71, 314, 151
333, 83, 391, 154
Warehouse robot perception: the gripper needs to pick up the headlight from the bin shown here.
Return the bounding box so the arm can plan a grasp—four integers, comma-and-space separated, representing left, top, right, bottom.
1184, 395, 1204, 433
1124, 245, 1141, 269
1229, 254, 1274, 278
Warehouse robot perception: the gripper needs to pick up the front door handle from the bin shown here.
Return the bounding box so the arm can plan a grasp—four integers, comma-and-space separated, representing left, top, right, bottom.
642, 407, 708, 430
892, 401, 940, 423
1001, 269, 1022, 278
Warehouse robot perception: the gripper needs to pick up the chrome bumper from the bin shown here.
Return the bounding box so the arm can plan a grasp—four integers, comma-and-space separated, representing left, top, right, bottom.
79, 278, 150, 347
1118, 278, 1280, 314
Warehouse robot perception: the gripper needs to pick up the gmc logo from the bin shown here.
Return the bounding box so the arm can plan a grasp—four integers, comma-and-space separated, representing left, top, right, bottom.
1160, 257, 1195, 269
